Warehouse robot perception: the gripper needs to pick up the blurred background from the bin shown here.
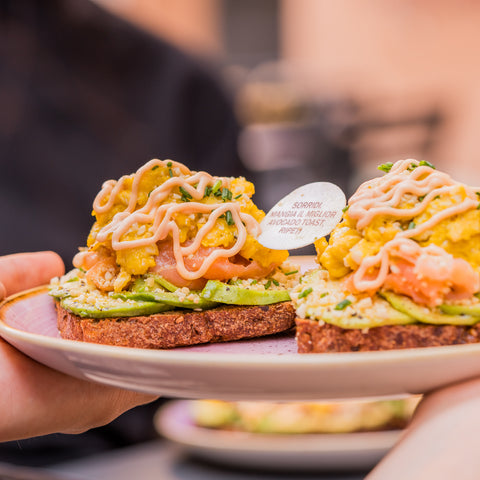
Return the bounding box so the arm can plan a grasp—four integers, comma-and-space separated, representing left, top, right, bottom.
6, 0, 480, 265
1, 0, 480, 475
99, 0, 480, 195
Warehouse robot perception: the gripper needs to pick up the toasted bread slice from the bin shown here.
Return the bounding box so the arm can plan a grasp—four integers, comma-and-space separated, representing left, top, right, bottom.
295, 317, 480, 353
56, 301, 296, 349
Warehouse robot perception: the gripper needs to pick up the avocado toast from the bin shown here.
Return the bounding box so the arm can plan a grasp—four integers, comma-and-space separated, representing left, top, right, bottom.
291, 159, 480, 352
49, 159, 300, 348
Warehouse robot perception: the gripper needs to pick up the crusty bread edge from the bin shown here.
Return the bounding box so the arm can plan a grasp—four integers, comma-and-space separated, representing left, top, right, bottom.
295, 317, 480, 353
56, 301, 296, 349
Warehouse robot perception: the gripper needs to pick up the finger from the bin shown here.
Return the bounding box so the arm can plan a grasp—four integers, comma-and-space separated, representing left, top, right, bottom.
0, 252, 65, 299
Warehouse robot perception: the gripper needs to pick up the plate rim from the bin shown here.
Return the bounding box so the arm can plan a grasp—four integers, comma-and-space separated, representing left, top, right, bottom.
154, 399, 405, 454
2, 286, 480, 368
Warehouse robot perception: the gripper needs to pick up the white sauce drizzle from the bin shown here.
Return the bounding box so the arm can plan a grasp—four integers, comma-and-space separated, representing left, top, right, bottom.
347, 159, 479, 291
80, 159, 260, 281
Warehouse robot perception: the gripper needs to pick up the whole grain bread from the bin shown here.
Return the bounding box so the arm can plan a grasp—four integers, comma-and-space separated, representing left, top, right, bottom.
296, 317, 480, 353
56, 301, 296, 349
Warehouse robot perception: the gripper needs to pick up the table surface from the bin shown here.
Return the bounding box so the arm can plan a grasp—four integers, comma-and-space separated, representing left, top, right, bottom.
43, 440, 369, 480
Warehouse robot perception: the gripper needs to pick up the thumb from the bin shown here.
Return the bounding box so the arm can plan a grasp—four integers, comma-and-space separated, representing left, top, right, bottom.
0, 252, 65, 300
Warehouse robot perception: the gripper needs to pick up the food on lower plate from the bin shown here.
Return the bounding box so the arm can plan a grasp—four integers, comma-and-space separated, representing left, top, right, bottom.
291, 159, 480, 352
49, 159, 301, 348
189, 397, 420, 434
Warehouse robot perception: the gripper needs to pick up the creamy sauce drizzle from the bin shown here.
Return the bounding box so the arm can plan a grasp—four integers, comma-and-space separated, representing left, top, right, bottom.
79, 159, 260, 281
347, 159, 479, 291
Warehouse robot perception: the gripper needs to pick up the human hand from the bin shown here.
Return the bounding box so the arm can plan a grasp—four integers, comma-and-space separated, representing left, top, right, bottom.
0, 251, 158, 441
367, 378, 480, 480
0, 251, 65, 301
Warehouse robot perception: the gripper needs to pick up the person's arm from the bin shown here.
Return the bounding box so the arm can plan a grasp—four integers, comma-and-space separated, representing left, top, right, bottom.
367, 378, 480, 479
0, 251, 157, 441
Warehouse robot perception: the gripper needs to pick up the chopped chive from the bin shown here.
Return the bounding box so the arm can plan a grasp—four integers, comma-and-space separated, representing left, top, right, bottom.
419, 160, 436, 169
334, 299, 352, 310
320, 292, 328, 298
272, 279, 280, 286
224, 210, 234, 225
418, 194, 426, 202
342, 205, 349, 212
151, 165, 159, 171
234, 194, 243, 200
179, 186, 192, 201
378, 162, 393, 173
476, 192, 480, 197
477, 203, 480, 210
250, 279, 258, 285
211, 180, 222, 195
298, 287, 313, 299
204, 186, 212, 197
284, 270, 298, 276
221, 187, 233, 201
166, 161, 172, 167
264, 280, 272, 289
168, 168, 173, 177
434, 195, 440, 200
407, 221, 416, 230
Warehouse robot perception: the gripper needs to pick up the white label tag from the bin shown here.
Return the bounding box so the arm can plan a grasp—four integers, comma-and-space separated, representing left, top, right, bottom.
257, 182, 346, 250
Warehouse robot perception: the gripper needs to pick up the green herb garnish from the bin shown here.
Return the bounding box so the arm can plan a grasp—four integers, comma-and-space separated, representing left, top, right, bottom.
419, 160, 436, 169
179, 186, 192, 202
342, 205, 349, 213
234, 194, 243, 200
378, 162, 393, 173
334, 299, 352, 310
284, 270, 298, 276
264, 280, 272, 289
211, 180, 222, 195
224, 210, 234, 226
407, 221, 416, 230
320, 292, 328, 298
221, 188, 233, 202
298, 287, 313, 299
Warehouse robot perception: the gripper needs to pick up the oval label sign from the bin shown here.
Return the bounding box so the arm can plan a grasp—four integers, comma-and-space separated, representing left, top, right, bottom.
258, 182, 346, 250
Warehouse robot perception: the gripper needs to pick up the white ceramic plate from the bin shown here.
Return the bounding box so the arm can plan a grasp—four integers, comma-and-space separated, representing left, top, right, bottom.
1, 255, 480, 400
155, 400, 403, 471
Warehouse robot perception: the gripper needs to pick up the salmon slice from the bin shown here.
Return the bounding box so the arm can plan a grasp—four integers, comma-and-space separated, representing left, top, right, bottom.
150, 240, 276, 289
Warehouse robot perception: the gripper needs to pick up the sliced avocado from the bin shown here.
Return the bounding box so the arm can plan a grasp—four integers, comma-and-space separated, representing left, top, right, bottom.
304, 293, 414, 329
381, 291, 479, 325
201, 280, 290, 305
151, 275, 178, 292
439, 302, 480, 317
113, 278, 218, 310
319, 306, 415, 329
60, 296, 171, 319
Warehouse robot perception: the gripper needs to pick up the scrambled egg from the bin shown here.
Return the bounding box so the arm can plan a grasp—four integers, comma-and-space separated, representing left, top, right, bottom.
318, 187, 480, 279
87, 162, 288, 278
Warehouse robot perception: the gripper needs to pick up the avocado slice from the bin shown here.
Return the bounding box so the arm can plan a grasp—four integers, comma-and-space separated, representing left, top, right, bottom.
60, 296, 171, 319
302, 294, 415, 329
200, 280, 290, 305
318, 307, 415, 329
113, 278, 218, 310
381, 291, 479, 325
151, 275, 178, 292
439, 302, 480, 317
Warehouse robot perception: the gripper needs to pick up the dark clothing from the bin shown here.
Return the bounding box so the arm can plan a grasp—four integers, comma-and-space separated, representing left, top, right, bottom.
0, 0, 240, 466
0, 0, 242, 267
